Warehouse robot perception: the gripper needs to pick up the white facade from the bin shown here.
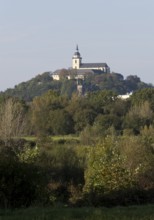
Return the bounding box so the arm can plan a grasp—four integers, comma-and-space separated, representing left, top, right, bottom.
118, 92, 133, 99
51, 45, 110, 80
52, 74, 60, 80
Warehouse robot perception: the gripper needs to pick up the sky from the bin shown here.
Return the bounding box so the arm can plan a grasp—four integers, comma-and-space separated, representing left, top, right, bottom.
0, 0, 154, 91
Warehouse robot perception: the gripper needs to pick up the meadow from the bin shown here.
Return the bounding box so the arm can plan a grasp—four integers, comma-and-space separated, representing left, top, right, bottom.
0, 205, 154, 220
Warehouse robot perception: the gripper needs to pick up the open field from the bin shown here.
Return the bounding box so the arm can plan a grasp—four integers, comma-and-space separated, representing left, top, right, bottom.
0, 205, 154, 220
23, 135, 80, 142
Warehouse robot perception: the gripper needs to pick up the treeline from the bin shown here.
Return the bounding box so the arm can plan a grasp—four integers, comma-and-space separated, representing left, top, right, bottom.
27, 88, 154, 136
2, 71, 153, 101
0, 88, 154, 208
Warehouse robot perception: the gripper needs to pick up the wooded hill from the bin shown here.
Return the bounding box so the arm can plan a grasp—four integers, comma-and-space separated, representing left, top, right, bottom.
1, 70, 153, 101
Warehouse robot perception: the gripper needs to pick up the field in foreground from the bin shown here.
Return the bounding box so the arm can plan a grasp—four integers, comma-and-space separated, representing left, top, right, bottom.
0, 205, 154, 220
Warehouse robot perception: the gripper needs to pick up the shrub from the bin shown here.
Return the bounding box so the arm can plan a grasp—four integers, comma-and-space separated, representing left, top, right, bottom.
83, 136, 136, 206
0, 144, 48, 208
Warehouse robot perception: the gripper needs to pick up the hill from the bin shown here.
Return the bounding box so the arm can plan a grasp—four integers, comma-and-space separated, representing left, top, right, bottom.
1, 70, 153, 101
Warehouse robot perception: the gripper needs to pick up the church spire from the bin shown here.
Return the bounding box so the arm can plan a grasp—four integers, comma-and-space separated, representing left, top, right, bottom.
73, 44, 81, 58
72, 44, 82, 69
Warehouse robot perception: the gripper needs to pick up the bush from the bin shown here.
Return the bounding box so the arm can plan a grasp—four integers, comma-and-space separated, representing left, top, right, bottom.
0, 145, 48, 208
83, 136, 137, 206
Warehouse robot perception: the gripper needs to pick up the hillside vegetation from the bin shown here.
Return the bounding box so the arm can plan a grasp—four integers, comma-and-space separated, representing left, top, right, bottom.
1, 70, 153, 101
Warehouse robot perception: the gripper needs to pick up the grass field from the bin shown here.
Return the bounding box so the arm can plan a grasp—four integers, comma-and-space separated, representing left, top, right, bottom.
23, 135, 80, 142
0, 205, 154, 220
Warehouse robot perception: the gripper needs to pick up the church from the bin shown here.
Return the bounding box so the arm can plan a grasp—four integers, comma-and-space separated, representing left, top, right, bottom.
52, 45, 110, 80
72, 45, 110, 72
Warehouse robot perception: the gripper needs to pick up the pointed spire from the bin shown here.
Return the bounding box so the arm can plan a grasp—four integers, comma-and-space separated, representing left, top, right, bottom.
73, 44, 81, 60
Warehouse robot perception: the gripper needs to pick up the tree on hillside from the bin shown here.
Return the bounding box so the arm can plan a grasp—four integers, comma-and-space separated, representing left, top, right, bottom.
60, 79, 77, 98
130, 88, 154, 109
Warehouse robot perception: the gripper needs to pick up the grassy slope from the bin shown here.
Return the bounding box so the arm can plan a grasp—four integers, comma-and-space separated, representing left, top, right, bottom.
0, 205, 154, 220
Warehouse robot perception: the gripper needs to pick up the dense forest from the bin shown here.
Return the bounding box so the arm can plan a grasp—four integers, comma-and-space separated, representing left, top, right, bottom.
2, 70, 153, 101
0, 86, 154, 208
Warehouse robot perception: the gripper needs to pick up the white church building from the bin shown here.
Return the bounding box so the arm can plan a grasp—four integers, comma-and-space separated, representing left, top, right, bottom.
52, 45, 110, 80
72, 45, 110, 72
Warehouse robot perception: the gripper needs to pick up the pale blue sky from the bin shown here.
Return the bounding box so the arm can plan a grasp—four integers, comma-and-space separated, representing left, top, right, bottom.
0, 0, 154, 91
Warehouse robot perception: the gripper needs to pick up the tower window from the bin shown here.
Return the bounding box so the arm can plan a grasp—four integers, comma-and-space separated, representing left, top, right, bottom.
75, 60, 77, 63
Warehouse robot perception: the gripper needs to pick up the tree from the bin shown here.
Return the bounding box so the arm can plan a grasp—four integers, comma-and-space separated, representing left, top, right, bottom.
94, 114, 122, 134
0, 98, 27, 144
73, 108, 97, 133
49, 109, 74, 135
124, 101, 153, 134
119, 134, 154, 191
84, 136, 135, 205
87, 90, 118, 114
0, 145, 48, 208
130, 88, 154, 110
60, 79, 77, 98
59, 69, 69, 80
31, 90, 70, 136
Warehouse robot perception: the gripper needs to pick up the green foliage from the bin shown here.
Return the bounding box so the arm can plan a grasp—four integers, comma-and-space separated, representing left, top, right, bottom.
86, 90, 117, 114
117, 134, 154, 191
17, 145, 39, 163
130, 88, 154, 110
49, 109, 74, 135
1, 78, 154, 208
73, 108, 97, 132
31, 90, 73, 135
0, 131, 153, 208
38, 144, 84, 185
124, 101, 154, 134
84, 137, 135, 195
83, 135, 154, 206
3, 72, 60, 101
60, 79, 77, 98
94, 114, 121, 133
28, 87, 154, 136
35, 143, 85, 204
0, 98, 28, 143
0, 145, 48, 208
84, 72, 152, 95
2, 71, 153, 101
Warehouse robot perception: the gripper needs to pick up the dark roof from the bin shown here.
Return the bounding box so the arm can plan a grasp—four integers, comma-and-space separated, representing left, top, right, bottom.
52, 69, 61, 74
74, 51, 81, 56
76, 69, 103, 75
52, 68, 104, 75
80, 63, 108, 68
76, 69, 95, 75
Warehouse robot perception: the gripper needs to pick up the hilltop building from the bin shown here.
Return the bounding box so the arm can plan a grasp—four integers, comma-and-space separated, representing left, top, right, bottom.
72, 45, 110, 73
51, 45, 110, 80
118, 92, 133, 99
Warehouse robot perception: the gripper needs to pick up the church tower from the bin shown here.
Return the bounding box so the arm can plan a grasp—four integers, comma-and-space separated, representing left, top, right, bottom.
72, 45, 82, 69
